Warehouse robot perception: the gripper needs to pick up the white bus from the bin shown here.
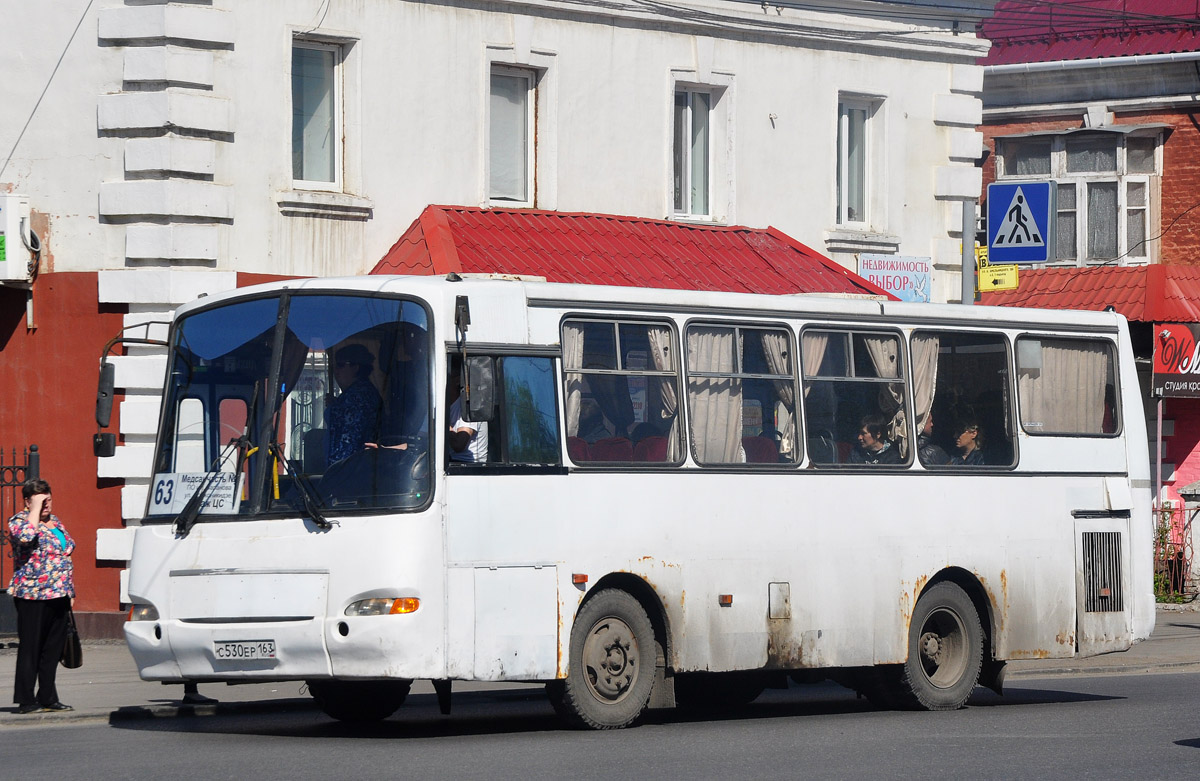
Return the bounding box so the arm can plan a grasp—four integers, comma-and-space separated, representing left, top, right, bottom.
109, 275, 1153, 729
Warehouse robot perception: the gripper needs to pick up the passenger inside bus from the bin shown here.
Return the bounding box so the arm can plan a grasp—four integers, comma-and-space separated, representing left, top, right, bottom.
949, 418, 985, 466
916, 413, 950, 466
848, 414, 901, 465
325, 343, 382, 466
447, 362, 489, 464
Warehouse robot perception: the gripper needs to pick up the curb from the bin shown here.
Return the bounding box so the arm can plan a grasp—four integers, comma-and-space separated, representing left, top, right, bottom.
1007, 660, 1200, 678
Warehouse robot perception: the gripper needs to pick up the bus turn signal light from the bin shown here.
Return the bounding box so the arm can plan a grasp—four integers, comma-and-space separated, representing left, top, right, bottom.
719, 594, 734, 607
390, 597, 420, 614
572, 573, 588, 585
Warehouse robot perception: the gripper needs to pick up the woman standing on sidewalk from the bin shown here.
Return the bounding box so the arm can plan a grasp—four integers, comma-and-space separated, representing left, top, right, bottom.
8, 479, 75, 714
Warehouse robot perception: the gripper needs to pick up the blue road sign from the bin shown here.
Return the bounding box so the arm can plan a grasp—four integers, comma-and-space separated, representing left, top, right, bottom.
987, 181, 1056, 264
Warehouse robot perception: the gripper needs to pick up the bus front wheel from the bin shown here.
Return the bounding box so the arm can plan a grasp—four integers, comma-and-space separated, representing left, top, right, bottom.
307, 679, 411, 722
547, 589, 656, 729
893, 582, 982, 710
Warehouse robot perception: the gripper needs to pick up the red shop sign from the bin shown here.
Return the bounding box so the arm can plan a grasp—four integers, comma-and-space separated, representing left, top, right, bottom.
1154, 322, 1200, 397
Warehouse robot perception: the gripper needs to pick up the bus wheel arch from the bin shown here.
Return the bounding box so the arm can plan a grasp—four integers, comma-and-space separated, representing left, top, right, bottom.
548, 575, 669, 729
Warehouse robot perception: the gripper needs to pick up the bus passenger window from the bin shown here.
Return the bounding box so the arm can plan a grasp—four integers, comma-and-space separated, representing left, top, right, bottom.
685, 323, 798, 466
801, 329, 908, 466
1017, 337, 1117, 436
562, 319, 682, 464
912, 331, 1015, 468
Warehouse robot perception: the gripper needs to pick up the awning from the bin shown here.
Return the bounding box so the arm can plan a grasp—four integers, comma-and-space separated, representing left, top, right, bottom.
371, 205, 894, 299
979, 264, 1200, 323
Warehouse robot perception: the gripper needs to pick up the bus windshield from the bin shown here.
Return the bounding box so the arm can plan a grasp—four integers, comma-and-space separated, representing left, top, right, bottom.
148, 292, 432, 520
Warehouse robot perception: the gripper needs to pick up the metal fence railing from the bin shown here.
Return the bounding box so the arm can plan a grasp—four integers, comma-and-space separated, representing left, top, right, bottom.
1, 444, 40, 591
1154, 500, 1196, 603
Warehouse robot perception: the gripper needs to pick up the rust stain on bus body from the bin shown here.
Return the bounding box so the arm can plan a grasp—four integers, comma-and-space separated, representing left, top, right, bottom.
1007, 649, 1051, 660
766, 621, 822, 669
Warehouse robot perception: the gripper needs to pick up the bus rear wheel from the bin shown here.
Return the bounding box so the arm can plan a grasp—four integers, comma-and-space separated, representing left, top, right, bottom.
548, 589, 656, 729
307, 679, 411, 722
893, 582, 982, 710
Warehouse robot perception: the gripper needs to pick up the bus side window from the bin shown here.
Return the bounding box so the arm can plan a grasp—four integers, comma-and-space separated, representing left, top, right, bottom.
685, 323, 798, 466
801, 329, 908, 466
562, 319, 682, 465
1016, 337, 1117, 437
495, 356, 561, 466
913, 330, 1015, 468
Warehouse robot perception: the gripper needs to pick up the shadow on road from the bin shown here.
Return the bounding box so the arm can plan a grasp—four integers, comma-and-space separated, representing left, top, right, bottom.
107, 680, 1122, 741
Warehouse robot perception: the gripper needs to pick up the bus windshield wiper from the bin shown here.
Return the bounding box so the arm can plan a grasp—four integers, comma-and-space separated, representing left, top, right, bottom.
174, 439, 238, 537
268, 442, 332, 530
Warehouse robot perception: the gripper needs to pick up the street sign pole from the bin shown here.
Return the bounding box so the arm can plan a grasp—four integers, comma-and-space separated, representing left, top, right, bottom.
961, 199, 975, 306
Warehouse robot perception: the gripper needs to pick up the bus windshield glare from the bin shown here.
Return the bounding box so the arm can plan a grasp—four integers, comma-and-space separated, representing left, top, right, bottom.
148, 293, 432, 519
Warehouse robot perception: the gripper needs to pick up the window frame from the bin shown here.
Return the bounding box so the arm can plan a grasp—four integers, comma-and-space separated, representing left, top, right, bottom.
560, 316, 684, 467
488, 64, 537, 207
673, 88, 715, 220
1014, 334, 1121, 438
836, 97, 880, 228
290, 39, 343, 192
996, 131, 1160, 265
910, 328, 1019, 471
800, 325, 911, 469
682, 319, 801, 469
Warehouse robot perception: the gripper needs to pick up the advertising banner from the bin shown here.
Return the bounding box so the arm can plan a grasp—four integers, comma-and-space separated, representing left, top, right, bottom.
858, 255, 931, 302
1154, 322, 1200, 397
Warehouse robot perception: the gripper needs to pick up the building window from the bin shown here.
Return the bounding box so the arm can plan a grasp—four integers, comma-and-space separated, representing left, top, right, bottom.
674, 90, 712, 217
837, 98, 878, 226
998, 131, 1159, 265
489, 66, 536, 205
291, 41, 341, 187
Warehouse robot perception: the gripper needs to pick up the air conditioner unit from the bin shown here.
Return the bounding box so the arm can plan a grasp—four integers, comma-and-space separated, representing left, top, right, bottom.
0, 194, 36, 282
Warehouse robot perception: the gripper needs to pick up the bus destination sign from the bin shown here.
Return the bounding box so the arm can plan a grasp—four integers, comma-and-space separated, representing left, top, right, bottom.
1154, 323, 1200, 397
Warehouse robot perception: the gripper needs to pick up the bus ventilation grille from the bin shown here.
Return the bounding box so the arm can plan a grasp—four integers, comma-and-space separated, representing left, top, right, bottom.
1082, 531, 1123, 613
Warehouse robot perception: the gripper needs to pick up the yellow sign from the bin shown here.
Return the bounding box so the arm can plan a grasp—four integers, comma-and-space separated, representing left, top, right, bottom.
978, 263, 1018, 292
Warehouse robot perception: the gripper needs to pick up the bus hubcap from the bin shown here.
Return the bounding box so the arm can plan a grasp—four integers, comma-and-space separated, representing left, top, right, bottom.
583, 618, 637, 702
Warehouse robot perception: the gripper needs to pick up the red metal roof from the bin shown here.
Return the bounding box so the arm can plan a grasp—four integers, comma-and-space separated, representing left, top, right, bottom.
979, 264, 1200, 322
981, 0, 1200, 66
372, 205, 894, 298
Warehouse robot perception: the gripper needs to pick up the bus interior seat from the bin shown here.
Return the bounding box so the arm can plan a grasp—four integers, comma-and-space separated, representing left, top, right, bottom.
591, 436, 634, 462
836, 441, 853, 463
742, 435, 778, 464
567, 436, 591, 463
633, 435, 668, 462
806, 432, 838, 464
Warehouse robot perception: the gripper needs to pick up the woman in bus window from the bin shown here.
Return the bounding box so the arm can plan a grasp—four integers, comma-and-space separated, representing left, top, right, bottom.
849, 415, 901, 465
950, 419, 985, 466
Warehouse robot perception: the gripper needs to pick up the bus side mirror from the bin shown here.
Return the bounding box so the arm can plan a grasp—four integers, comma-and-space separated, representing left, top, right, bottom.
96, 361, 115, 427
463, 356, 495, 423
93, 432, 116, 458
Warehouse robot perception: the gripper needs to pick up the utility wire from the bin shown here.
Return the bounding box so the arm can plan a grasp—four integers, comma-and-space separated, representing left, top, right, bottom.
0, 0, 94, 183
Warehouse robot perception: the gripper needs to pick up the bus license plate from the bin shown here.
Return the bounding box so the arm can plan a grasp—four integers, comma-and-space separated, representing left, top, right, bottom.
213, 640, 276, 660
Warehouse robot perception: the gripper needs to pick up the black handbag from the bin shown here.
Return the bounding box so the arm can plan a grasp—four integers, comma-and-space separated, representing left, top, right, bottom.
61, 609, 82, 669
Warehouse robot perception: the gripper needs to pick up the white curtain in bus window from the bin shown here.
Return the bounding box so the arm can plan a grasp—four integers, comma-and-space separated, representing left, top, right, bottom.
561, 320, 681, 463
686, 325, 797, 465
1017, 337, 1115, 435
687, 326, 741, 463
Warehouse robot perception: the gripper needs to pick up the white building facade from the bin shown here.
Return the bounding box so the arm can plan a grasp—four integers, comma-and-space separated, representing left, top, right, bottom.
1, 0, 993, 529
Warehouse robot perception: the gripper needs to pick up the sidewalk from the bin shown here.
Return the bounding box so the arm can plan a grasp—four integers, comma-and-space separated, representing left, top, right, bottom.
1, 606, 1198, 728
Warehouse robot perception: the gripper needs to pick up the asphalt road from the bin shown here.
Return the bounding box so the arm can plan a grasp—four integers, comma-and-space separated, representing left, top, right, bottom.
3, 671, 1200, 779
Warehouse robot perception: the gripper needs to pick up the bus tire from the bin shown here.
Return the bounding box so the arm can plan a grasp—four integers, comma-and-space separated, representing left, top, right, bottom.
307, 679, 411, 722
893, 582, 982, 710
548, 589, 656, 730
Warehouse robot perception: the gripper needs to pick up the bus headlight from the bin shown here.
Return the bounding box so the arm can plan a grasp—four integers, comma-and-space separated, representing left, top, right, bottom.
129, 604, 159, 621
344, 597, 420, 616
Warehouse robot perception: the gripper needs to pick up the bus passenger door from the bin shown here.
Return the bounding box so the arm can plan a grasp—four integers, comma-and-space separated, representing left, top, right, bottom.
1074, 515, 1133, 656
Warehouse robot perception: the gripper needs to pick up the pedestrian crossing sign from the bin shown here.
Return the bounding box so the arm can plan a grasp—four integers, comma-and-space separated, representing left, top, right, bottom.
986, 181, 1057, 264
